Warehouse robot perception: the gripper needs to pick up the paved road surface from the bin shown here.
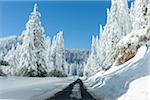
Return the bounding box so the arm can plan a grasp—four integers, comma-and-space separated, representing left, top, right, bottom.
48, 79, 96, 100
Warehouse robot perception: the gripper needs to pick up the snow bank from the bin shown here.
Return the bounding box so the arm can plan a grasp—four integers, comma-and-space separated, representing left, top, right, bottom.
118, 47, 150, 100
85, 45, 147, 86
0, 77, 77, 100
118, 75, 150, 100
84, 45, 150, 100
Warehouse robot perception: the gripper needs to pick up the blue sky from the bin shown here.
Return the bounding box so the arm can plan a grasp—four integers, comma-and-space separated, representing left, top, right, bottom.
0, 0, 132, 49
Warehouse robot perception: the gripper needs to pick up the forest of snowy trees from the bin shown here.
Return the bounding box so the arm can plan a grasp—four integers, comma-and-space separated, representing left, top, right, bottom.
0, 3, 89, 77
84, 0, 150, 77
0, 0, 150, 77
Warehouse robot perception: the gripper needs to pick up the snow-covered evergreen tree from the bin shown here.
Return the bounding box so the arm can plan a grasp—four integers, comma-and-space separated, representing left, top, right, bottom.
16, 3, 48, 76
45, 36, 54, 73
3, 42, 21, 75
55, 31, 65, 72
50, 36, 57, 71
4, 44, 17, 67
147, 3, 150, 26
84, 36, 100, 76
17, 31, 38, 76
49, 31, 67, 76
131, 0, 149, 30
30, 4, 47, 76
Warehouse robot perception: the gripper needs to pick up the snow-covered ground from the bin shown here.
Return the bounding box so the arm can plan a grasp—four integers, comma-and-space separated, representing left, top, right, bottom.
0, 76, 77, 100
84, 45, 150, 100
118, 75, 150, 100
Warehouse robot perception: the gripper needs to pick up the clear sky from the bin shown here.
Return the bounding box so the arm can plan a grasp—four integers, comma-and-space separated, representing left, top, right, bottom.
0, 0, 132, 49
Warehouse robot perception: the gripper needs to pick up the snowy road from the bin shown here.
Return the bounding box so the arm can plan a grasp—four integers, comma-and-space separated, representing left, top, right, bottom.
49, 79, 96, 100
0, 77, 77, 100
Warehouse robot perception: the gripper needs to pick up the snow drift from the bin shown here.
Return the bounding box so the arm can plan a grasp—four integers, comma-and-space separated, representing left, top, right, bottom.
84, 45, 150, 100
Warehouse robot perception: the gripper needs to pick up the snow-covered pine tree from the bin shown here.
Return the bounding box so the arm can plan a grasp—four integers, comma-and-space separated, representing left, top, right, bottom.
45, 36, 53, 73
3, 43, 21, 75
17, 31, 38, 76
118, 0, 132, 35
84, 35, 99, 76
17, 3, 48, 76
31, 4, 47, 76
55, 31, 65, 72
50, 35, 57, 71
49, 31, 67, 77
4, 44, 17, 67
147, 3, 150, 26
132, 0, 149, 30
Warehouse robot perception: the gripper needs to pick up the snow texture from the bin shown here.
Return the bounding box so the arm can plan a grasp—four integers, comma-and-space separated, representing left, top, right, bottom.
84, 45, 150, 100
0, 77, 77, 100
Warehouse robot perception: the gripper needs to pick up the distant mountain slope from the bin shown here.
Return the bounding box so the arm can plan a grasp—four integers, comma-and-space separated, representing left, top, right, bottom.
0, 36, 18, 59
65, 49, 89, 64
0, 36, 90, 69
65, 49, 90, 76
